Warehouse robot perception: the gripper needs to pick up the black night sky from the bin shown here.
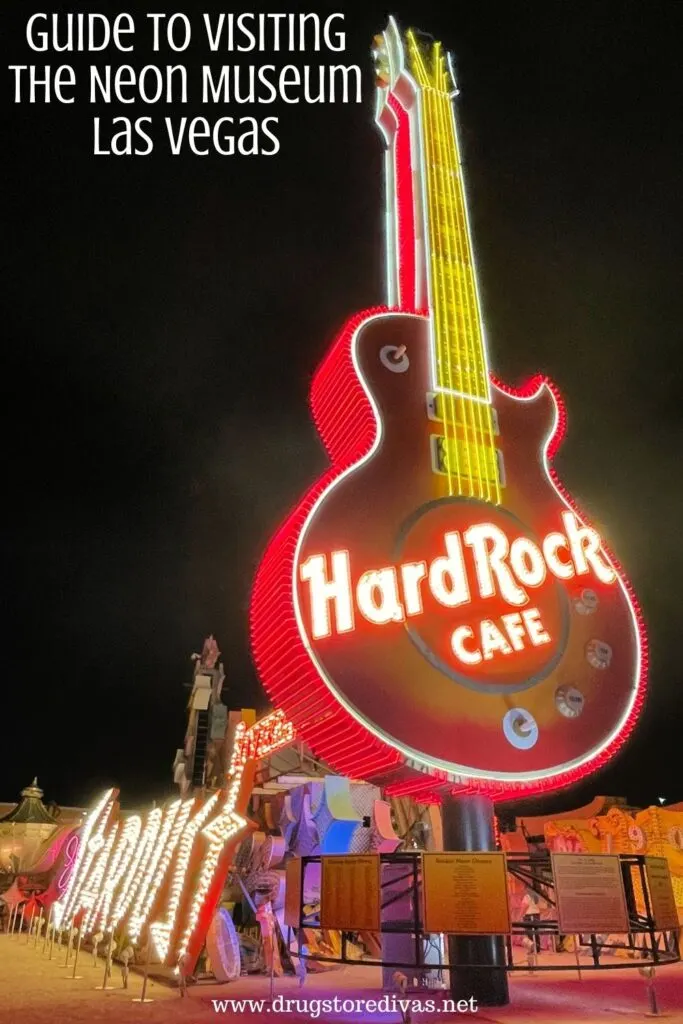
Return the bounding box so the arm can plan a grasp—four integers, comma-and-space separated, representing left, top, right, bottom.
3, 2, 681, 813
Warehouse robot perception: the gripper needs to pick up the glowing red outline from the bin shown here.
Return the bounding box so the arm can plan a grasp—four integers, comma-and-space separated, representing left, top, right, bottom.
252, 306, 406, 785
489, 371, 649, 786
387, 93, 415, 309
250, 315, 647, 798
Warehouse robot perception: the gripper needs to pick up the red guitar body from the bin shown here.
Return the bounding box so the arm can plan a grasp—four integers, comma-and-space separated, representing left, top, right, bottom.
250, 308, 647, 798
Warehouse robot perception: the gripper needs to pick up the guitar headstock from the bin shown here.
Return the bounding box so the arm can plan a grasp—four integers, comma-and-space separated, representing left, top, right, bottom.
405, 27, 459, 96
372, 32, 391, 89
372, 16, 405, 93
373, 18, 458, 103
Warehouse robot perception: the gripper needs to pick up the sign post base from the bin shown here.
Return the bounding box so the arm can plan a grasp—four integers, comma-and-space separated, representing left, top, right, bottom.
442, 794, 509, 1008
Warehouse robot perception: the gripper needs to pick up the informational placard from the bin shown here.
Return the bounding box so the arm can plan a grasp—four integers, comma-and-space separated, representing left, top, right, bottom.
284, 857, 303, 928
645, 857, 678, 931
422, 852, 511, 935
320, 855, 381, 932
552, 853, 629, 934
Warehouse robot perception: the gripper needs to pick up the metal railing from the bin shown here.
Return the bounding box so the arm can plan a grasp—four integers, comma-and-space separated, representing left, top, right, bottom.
287, 852, 680, 973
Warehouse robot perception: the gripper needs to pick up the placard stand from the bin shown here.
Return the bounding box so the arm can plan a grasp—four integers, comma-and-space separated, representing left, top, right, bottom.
640, 966, 667, 1018
26, 904, 36, 943
42, 907, 53, 955
95, 940, 115, 991
34, 908, 43, 948
66, 930, 83, 980
441, 795, 509, 1007
132, 943, 154, 1004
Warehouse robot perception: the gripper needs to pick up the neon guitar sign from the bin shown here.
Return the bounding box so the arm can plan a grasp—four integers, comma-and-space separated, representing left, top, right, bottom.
250, 18, 647, 797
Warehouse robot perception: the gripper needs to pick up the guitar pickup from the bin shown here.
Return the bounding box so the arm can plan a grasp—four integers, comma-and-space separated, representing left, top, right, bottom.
426, 392, 500, 436
430, 433, 505, 487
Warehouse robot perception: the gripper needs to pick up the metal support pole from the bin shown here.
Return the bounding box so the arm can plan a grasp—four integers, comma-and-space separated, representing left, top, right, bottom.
26, 905, 36, 944
441, 794, 509, 1007
641, 967, 661, 1017
18, 904, 26, 938
103, 946, 111, 989
177, 952, 188, 998
295, 928, 306, 987
69, 930, 83, 979
34, 908, 43, 948
62, 926, 73, 966
43, 906, 53, 955
105, 941, 113, 989
394, 972, 412, 1024
132, 940, 154, 1003
96, 939, 114, 990
573, 935, 582, 980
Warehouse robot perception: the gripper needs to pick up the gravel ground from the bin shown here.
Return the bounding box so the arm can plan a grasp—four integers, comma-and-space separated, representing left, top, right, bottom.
1, 933, 681, 1023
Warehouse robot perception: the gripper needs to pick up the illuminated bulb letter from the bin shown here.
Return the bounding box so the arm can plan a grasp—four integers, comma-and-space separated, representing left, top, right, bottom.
149, 793, 220, 964
93, 815, 141, 934
464, 523, 527, 606
109, 807, 163, 929
480, 619, 513, 660
400, 561, 427, 616
128, 800, 185, 941
176, 803, 247, 966
501, 612, 526, 651
54, 789, 116, 930
522, 608, 551, 646
509, 537, 546, 588
561, 511, 615, 583
451, 625, 482, 665
79, 826, 117, 933
356, 568, 404, 625
429, 531, 470, 608
299, 551, 354, 638
542, 531, 575, 580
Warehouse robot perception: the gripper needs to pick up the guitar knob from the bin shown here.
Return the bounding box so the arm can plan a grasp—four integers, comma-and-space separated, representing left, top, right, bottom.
585, 639, 612, 670
555, 685, 584, 718
380, 344, 409, 373
573, 588, 599, 615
